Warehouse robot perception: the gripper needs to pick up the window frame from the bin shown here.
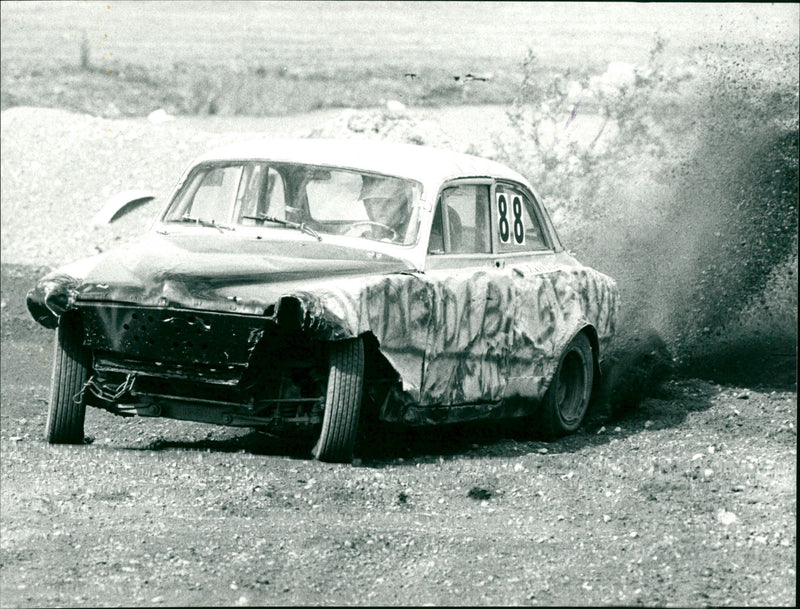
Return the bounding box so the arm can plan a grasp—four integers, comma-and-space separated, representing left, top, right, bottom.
230, 163, 285, 224
489, 180, 557, 255
161, 161, 425, 246
426, 178, 561, 264
427, 178, 495, 258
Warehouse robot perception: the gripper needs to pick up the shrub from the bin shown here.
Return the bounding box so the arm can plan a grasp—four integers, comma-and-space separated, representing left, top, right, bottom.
493, 36, 692, 231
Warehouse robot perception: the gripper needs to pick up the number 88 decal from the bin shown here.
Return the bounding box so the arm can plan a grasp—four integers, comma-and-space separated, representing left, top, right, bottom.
496, 192, 525, 245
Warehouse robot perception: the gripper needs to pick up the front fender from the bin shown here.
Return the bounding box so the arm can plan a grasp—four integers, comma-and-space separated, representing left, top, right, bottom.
26, 272, 82, 329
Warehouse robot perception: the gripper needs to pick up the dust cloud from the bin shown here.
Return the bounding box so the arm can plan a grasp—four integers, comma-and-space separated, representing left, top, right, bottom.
575, 41, 798, 399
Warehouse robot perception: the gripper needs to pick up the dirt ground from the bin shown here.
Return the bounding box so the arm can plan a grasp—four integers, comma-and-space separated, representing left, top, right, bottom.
0, 107, 796, 606
1, 264, 796, 607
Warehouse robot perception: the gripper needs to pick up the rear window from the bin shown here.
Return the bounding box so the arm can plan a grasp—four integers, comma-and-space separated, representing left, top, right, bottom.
492, 184, 548, 252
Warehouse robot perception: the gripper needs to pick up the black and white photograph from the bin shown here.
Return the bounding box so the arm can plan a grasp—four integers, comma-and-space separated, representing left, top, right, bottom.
1, 1, 796, 606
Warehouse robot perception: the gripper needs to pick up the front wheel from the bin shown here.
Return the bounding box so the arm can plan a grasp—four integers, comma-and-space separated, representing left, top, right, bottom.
46, 314, 91, 444
540, 333, 594, 439
312, 338, 364, 463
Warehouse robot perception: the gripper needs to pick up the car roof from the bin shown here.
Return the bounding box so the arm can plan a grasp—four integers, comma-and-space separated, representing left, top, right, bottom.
192, 138, 530, 188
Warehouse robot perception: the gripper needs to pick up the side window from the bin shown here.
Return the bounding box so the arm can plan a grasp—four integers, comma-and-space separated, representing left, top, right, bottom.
493, 184, 547, 252
428, 184, 491, 254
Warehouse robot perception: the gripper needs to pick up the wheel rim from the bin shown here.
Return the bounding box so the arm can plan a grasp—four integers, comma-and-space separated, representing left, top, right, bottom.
556, 349, 588, 425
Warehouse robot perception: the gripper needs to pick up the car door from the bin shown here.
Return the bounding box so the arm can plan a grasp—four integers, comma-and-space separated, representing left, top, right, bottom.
489, 181, 571, 397
420, 179, 564, 407
421, 180, 509, 405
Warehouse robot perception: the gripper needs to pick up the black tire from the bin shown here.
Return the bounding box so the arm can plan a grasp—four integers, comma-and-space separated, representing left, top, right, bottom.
540, 332, 594, 439
312, 337, 365, 463
46, 314, 91, 444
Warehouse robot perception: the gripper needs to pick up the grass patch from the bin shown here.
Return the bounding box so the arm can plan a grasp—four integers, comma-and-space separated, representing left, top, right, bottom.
0, 59, 521, 117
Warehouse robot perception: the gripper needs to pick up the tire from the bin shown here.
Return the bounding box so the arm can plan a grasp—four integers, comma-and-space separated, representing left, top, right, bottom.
540, 332, 594, 439
312, 338, 365, 463
46, 314, 91, 444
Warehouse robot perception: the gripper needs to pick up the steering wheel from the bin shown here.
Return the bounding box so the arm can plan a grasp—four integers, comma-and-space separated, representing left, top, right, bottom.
344, 221, 398, 241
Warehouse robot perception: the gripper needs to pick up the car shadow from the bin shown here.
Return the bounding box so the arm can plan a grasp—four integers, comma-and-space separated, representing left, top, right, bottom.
122, 430, 316, 459
132, 380, 714, 464
116, 377, 721, 465
354, 378, 720, 465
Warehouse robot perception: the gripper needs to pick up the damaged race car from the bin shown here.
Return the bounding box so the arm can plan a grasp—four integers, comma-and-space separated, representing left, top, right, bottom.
27, 139, 618, 463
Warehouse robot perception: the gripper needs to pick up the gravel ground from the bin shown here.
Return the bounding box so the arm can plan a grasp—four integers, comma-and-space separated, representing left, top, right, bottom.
0, 108, 796, 607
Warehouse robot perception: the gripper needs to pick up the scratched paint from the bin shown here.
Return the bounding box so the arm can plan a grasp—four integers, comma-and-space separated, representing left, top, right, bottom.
270, 255, 617, 409
27, 238, 617, 423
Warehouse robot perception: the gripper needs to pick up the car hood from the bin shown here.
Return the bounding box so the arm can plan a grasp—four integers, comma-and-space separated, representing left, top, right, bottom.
27, 232, 413, 326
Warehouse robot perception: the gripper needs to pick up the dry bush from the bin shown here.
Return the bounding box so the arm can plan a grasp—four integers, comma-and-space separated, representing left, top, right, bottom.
493, 37, 692, 228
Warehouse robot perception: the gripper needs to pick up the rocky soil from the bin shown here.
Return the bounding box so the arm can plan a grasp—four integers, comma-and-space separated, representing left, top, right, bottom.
0, 107, 796, 606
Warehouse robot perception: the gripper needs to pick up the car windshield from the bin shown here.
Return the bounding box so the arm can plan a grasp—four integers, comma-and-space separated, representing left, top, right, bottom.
162, 161, 423, 245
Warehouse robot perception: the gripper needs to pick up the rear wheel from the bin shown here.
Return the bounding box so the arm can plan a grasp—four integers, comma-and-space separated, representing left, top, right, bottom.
540, 333, 593, 439
46, 314, 91, 444
312, 338, 364, 463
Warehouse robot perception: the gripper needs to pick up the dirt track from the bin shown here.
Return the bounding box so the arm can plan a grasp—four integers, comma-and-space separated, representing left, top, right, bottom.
0, 108, 796, 606
1, 264, 797, 607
